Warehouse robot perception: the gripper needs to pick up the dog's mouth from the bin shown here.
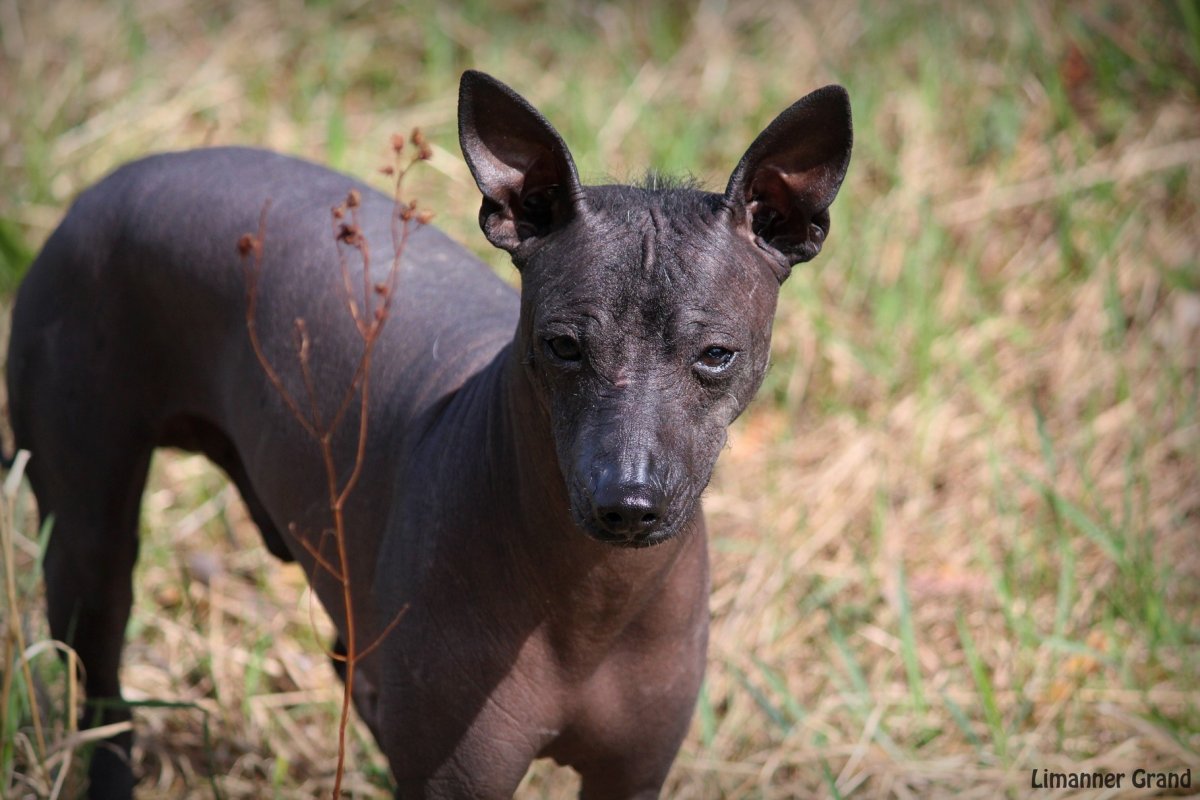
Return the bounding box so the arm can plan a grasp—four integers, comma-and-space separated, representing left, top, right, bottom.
582, 522, 680, 549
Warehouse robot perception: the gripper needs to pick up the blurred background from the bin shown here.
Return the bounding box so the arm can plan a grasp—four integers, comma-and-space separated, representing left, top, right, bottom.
1, 1, 1197, 797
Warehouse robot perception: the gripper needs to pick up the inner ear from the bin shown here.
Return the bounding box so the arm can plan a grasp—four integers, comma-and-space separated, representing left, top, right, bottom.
458, 70, 584, 254
745, 166, 833, 264
725, 85, 853, 269
513, 170, 562, 238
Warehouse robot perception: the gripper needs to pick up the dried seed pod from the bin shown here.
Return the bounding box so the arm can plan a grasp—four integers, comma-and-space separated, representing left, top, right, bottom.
337, 223, 361, 245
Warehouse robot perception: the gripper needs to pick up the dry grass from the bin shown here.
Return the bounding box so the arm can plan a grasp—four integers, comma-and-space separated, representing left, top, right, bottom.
1, 1, 1197, 798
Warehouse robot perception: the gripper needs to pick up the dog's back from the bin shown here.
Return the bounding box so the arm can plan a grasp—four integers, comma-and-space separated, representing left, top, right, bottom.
10, 146, 518, 430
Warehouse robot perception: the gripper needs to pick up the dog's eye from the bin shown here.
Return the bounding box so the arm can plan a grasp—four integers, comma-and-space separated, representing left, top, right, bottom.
696, 346, 736, 373
545, 335, 582, 362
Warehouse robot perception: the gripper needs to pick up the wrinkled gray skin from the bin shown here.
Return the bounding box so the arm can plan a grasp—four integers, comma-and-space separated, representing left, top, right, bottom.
7, 71, 850, 799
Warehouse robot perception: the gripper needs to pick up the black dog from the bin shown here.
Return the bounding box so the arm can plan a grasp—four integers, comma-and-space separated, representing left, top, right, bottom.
7, 70, 851, 798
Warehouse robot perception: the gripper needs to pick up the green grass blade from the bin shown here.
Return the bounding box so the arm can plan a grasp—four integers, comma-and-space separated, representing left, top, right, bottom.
956, 610, 1007, 760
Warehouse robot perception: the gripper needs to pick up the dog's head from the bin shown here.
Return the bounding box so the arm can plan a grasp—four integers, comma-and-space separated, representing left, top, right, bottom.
458, 70, 852, 546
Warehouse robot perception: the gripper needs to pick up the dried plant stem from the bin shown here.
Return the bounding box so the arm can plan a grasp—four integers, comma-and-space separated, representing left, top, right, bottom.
1, 451, 49, 782
239, 134, 430, 798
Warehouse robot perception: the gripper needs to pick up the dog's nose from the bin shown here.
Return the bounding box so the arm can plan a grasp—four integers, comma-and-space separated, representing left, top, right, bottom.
591, 481, 667, 542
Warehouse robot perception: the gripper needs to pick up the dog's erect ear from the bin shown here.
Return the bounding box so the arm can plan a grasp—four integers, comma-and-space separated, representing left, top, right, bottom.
458, 70, 584, 255
724, 85, 852, 272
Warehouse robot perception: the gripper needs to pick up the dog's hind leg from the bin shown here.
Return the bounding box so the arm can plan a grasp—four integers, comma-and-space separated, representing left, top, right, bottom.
31, 413, 153, 799
9, 303, 156, 798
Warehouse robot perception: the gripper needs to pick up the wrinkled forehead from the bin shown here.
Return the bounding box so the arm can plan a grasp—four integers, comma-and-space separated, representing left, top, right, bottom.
527, 187, 778, 324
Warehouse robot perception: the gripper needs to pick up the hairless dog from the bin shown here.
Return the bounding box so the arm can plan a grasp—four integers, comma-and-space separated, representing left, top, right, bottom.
7, 71, 851, 798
